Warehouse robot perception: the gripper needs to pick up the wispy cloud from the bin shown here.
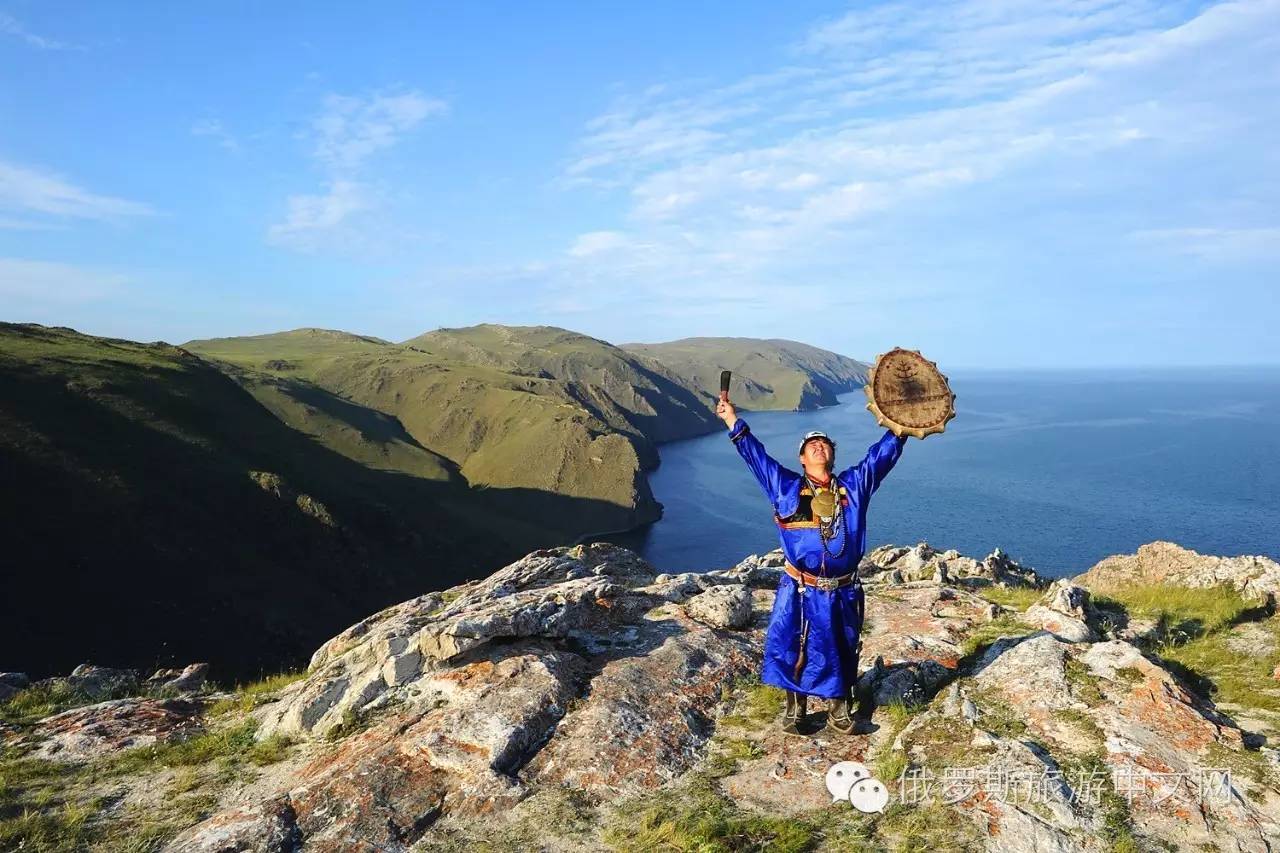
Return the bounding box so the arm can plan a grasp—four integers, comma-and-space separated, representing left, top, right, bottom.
0, 12, 77, 50
191, 119, 241, 153
1131, 226, 1280, 260
267, 90, 447, 252
312, 92, 446, 171
266, 180, 373, 251
543, 0, 1279, 316
0, 160, 154, 224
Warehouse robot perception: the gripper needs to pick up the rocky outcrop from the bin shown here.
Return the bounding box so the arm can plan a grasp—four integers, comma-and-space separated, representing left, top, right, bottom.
1075, 541, 1280, 605
1023, 580, 1099, 643
685, 584, 754, 629
862, 542, 1042, 588
0, 671, 30, 702
6, 541, 1279, 853
890, 634, 1280, 851
31, 697, 204, 764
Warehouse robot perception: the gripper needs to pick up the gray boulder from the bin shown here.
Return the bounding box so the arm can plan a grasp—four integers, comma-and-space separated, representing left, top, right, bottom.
685, 584, 753, 629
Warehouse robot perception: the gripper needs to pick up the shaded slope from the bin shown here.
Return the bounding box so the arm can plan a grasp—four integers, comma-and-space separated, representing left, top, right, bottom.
0, 324, 615, 679
187, 326, 716, 532
623, 336, 870, 411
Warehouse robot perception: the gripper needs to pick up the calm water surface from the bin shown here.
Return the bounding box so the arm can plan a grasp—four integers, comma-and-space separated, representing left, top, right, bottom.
609, 369, 1280, 579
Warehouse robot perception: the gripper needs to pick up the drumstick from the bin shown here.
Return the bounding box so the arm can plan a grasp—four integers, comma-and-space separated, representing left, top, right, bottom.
720, 370, 732, 403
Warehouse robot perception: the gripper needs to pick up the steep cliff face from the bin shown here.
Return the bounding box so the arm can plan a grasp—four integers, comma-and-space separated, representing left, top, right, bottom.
5, 541, 1277, 852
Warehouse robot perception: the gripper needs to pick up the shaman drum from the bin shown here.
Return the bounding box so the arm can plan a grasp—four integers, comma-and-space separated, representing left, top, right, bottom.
863, 348, 956, 439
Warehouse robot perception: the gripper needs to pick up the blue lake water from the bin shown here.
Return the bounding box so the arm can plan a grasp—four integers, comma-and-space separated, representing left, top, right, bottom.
609, 369, 1280, 579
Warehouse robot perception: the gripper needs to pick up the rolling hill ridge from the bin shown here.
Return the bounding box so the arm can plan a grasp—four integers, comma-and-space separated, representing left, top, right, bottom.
2, 321, 872, 678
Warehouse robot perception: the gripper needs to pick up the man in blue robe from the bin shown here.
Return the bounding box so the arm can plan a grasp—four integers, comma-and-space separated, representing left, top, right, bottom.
716, 397, 905, 735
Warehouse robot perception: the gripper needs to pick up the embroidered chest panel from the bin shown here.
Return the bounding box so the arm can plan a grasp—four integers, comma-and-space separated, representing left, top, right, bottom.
775, 484, 850, 529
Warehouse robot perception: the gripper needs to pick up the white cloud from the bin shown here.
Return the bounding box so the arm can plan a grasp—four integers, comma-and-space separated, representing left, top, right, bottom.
542, 0, 1279, 314
266, 90, 447, 253
567, 231, 632, 257
266, 181, 372, 251
312, 92, 447, 172
0, 12, 77, 50
0, 160, 154, 223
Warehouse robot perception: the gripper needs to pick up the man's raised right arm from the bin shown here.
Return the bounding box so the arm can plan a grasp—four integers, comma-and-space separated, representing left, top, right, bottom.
718, 399, 788, 505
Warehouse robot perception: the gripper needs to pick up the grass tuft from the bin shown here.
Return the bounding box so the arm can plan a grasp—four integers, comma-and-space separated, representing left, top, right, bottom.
958, 615, 1036, 660
976, 585, 1044, 613
603, 771, 817, 853
206, 670, 306, 717
0, 682, 94, 726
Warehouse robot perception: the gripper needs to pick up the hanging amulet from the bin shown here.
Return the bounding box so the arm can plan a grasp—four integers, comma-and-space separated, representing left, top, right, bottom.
810, 487, 837, 522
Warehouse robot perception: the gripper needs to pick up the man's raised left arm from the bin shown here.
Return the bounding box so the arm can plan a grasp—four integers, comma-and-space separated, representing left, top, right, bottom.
840, 429, 906, 496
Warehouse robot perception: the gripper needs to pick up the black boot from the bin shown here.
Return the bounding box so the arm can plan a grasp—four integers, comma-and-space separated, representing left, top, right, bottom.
782, 690, 807, 735
828, 695, 855, 734
851, 687, 878, 735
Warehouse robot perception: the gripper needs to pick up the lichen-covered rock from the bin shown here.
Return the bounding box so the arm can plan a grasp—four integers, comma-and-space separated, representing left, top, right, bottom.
166, 796, 302, 853
30, 697, 203, 763
146, 663, 210, 693
885, 632, 1280, 851
1075, 540, 1280, 605
684, 584, 753, 629
65, 664, 139, 700
26, 541, 1278, 853
1023, 581, 1098, 643
862, 542, 1042, 587
175, 544, 759, 849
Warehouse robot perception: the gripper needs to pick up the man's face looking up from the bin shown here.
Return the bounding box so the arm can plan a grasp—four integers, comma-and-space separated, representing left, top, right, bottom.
800, 437, 835, 474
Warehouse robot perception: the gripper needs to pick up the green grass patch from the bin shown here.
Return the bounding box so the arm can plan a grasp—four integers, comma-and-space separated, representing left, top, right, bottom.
603, 771, 818, 853
1052, 708, 1105, 749
1056, 750, 1138, 852
0, 799, 95, 852
106, 719, 285, 775
1064, 656, 1105, 707
206, 670, 306, 716
872, 700, 925, 784
1202, 741, 1274, 789
976, 584, 1044, 613
719, 673, 785, 729
966, 688, 1028, 739
0, 682, 94, 726
1113, 667, 1144, 685
325, 708, 374, 742
902, 714, 989, 772
703, 735, 765, 779
1156, 622, 1280, 715
1092, 584, 1260, 646
958, 615, 1036, 660
89, 792, 223, 852
871, 801, 983, 852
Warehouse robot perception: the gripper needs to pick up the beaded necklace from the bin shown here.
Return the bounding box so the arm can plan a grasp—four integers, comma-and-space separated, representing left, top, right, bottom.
804, 472, 847, 562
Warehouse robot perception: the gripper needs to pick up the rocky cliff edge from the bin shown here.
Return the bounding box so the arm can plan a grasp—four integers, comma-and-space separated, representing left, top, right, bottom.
3, 541, 1279, 851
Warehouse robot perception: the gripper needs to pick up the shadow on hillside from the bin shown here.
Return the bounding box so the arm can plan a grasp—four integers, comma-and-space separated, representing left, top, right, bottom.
0, 349, 655, 682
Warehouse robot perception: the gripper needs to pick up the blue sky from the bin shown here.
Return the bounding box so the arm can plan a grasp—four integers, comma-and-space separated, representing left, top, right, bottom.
1, 1, 1277, 367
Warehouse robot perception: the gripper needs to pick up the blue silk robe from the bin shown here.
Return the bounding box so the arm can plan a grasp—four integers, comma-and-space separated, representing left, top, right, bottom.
729, 419, 905, 698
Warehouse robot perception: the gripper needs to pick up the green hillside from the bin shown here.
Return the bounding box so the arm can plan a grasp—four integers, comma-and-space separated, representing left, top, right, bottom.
185, 327, 691, 532
1, 322, 874, 677
622, 336, 870, 411
0, 324, 613, 679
